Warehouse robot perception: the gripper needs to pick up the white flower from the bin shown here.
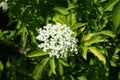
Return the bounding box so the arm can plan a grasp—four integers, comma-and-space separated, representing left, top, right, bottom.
0, 1, 8, 10
36, 23, 78, 58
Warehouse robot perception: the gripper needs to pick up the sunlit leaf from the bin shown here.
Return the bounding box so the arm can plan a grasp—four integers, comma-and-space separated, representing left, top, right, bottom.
99, 30, 115, 37
27, 49, 49, 57
49, 57, 56, 74
81, 46, 88, 60
88, 47, 106, 64
85, 36, 108, 45
81, 33, 95, 41
113, 2, 120, 34
33, 58, 49, 80
58, 59, 69, 66
53, 14, 66, 24
104, 0, 119, 11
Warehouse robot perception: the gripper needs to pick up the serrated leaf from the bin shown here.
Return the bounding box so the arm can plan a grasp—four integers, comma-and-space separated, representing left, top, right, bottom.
99, 30, 115, 37
27, 49, 49, 57
113, 2, 120, 34
81, 46, 88, 60
58, 59, 69, 66
58, 62, 63, 76
88, 47, 106, 64
54, 6, 69, 15
104, 0, 119, 11
33, 58, 49, 80
49, 57, 56, 75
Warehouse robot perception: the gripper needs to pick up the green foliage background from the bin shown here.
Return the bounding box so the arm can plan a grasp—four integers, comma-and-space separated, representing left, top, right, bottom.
0, 0, 120, 80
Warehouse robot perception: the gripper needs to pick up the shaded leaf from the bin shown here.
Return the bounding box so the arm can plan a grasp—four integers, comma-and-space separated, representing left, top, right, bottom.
70, 75, 75, 80
0, 60, 4, 71
33, 58, 49, 80
110, 60, 117, 67
88, 47, 106, 64
54, 6, 69, 15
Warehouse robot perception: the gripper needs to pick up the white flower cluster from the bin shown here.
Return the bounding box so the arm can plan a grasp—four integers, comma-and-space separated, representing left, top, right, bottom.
36, 23, 78, 58
0, 0, 8, 11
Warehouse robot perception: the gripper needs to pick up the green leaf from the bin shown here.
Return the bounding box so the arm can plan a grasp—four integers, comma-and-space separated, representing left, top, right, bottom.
33, 58, 49, 80
104, 0, 119, 11
29, 30, 37, 44
110, 60, 117, 67
113, 2, 120, 34
114, 47, 120, 54
27, 49, 49, 57
81, 33, 95, 41
77, 76, 87, 80
85, 36, 108, 45
49, 57, 56, 75
16, 20, 22, 29
71, 23, 87, 31
58, 62, 63, 76
88, 47, 106, 64
81, 46, 88, 60
58, 59, 69, 66
70, 75, 75, 80
6, 61, 11, 68
54, 6, 69, 15
67, 3, 78, 10
21, 30, 28, 47
66, 13, 76, 26
99, 30, 115, 37
0, 60, 4, 71
53, 14, 66, 24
